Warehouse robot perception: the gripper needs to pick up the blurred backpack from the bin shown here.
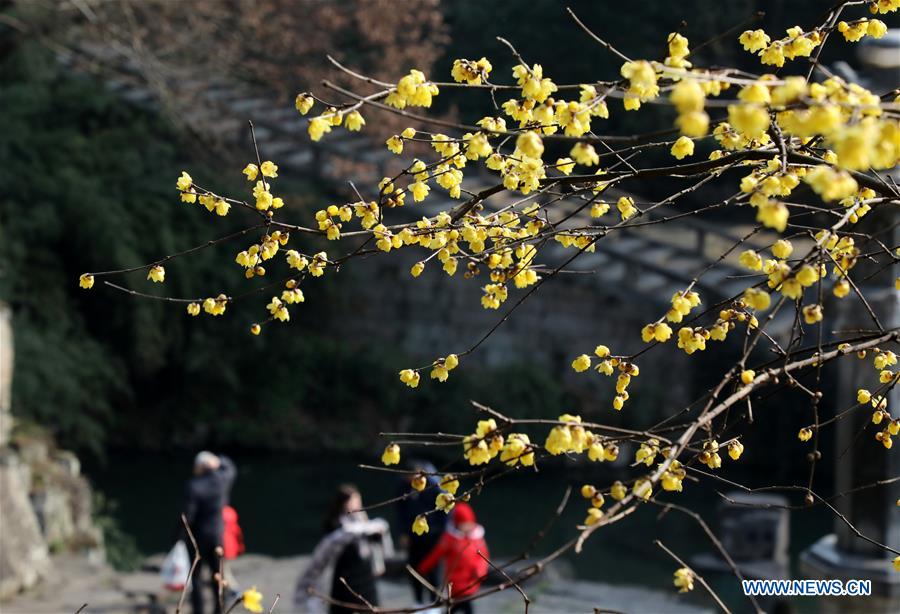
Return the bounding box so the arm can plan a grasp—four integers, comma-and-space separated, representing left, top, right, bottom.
223, 505, 246, 560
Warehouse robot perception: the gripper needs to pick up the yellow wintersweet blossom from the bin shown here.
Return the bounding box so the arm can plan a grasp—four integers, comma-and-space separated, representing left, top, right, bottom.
260, 160, 278, 178
147, 265, 165, 283
665, 32, 691, 68
430, 353, 459, 382
739, 29, 770, 53
399, 369, 420, 388
572, 354, 591, 372
802, 304, 823, 325
670, 136, 695, 160
772, 239, 793, 259
412, 515, 429, 535
381, 443, 401, 466
728, 104, 769, 139
435, 492, 455, 513
584, 507, 604, 526
805, 166, 858, 201
440, 474, 460, 495
411, 474, 428, 492
673, 568, 695, 593
242, 163, 258, 181
344, 110, 365, 131
176, 171, 192, 192
739, 250, 763, 271
79, 273, 94, 289
641, 322, 673, 343
512, 63, 557, 103
620, 60, 659, 103
242, 587, 264, 613
295, 93, 314, 115
632, 479, 652, 501
617, 196, 636, 220
570, 142, 599, 166
500, 433, 534, 466
308, 116, 331, 141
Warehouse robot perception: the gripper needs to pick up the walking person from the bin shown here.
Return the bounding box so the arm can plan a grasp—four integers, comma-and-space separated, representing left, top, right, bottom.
294, 484, 393, 613
395, 461, 447, 604
181, 451, 236, 614
417, 503, 489, 614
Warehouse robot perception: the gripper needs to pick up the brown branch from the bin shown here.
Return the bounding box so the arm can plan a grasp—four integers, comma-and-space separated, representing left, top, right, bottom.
176, 514, 202, 614
654, 540, 731, 614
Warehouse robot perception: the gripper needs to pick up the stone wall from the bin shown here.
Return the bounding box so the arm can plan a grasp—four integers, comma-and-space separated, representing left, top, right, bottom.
0, 302, 103, 601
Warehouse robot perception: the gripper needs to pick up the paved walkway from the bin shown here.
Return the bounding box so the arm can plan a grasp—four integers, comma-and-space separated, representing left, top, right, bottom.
1, 553, 711, 614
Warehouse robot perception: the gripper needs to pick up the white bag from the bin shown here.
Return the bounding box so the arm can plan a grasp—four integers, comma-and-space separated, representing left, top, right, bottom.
161, 540, 191, 591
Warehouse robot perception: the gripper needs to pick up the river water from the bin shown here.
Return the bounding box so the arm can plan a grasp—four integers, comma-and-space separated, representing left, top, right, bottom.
86, 451, 831, 609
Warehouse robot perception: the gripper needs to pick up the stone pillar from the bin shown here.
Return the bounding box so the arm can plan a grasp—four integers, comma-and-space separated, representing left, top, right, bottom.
0, 301, 12, 446
800, 209, 900, 609
0, 301, 52, 599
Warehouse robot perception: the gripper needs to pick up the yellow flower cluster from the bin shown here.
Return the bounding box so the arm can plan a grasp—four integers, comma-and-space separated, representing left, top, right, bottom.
315, 204, 354, 240
541, 414, 620, 463
837, 19, 887, 42
387, 70, 439, 109
580, 484, 607, 526
571, 346, 639, 411
641, 322, 673, 344
544, 414, 588, 455
740, 26, 821, 68
176, 171, 231, 216
500, 433, 535, 466
671, 79, 709, 137
235, 231, 290, 279
463, 418, 504, 465
201, 294, 228, 317
243, 160, 285, 211
430, 353, 459, 382
666, 290, 701, 323
512, 63, 557, 103
620, 60, 659, 111
451, 57, 493, 85
306, 106, 352, 142
863, 351, 900, 449
664, 33, 691, 69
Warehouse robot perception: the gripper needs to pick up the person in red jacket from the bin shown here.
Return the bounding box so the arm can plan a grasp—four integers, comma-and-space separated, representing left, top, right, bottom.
417, 502, 489, 614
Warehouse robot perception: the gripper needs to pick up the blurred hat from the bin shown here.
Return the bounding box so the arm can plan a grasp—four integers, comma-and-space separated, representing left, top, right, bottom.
452, 502, 476, 525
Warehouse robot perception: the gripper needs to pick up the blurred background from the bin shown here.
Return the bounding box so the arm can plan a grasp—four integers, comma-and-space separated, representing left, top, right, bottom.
1, 1, 898, 612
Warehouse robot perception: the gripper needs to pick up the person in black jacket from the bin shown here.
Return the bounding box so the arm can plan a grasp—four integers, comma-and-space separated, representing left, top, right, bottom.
182, 451, 236, 614
395, 460, 447, 604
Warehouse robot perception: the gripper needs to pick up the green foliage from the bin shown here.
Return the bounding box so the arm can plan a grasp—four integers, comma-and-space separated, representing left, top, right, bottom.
92, 493, 143, 571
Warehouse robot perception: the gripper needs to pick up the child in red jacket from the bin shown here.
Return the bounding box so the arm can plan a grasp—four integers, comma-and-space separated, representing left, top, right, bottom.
417, 502, 489, 614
